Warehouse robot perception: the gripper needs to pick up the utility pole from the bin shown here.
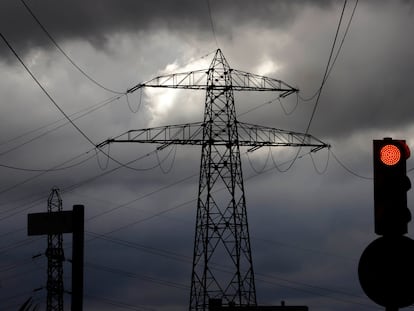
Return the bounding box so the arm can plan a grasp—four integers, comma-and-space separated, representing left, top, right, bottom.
46, 188, 65, 311
98, 49, 329, 310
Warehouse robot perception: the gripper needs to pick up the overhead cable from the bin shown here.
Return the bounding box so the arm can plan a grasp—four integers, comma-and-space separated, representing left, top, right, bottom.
0, 94, 123, 157
330, 149, 372, 180
0, 32, 162, 174
278, 0, 349, 173
304, 0, 348, 135
299, 0, 359, 102
206, 0, 219, 49
19, 0, 125, 95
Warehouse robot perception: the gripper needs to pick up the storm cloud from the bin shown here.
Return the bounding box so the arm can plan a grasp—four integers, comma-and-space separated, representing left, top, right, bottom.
1, 1, 414, 311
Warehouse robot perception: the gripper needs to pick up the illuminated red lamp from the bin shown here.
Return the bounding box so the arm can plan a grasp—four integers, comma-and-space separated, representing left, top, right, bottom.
380, 144, 402, 166
373, 138, 411, 236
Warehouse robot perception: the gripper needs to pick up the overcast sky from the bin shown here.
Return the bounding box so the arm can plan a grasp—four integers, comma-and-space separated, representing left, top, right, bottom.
1, 0, 414, 310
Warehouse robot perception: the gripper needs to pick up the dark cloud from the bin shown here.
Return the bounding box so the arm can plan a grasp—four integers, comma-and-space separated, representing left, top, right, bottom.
1, 1, 414, 311
0, 0, 341, 59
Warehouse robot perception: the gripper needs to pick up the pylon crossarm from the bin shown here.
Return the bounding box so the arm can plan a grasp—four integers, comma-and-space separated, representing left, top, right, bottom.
127, 70, 208, 93
97, 121, 329, 151
237, 122, 330, 151
96, 122, 205, 148
126, 69, 298, 96
230, 69, 298, 96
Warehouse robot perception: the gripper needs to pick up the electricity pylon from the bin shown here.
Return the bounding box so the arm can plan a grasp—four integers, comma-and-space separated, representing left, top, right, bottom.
46, 188, 65, 311
98, 49, 329, 310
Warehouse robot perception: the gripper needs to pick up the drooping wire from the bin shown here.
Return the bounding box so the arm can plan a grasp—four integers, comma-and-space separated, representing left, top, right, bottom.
126, 88, 144, 113
0, 95, 123, 157
279, 0, 350, 173
1, 32, 99, 147
0, 94, 120, 149
304, 0, 348, 135
278, 93, 300, 116
19, 0, 126, 95
269, 147, 318, 173
310, 147, 330, 175
79, 152, 379, 309
330, 149, 372, 180
0, 151, 96, 172
0, 32, 163, 174
246, 148, 271, 174
299, 0, 359, 102
0, 147, 96, 197
155, 145, 177, 174
0, 148, 170, 224
0, 146, 372, 310
94, 144, 110, 170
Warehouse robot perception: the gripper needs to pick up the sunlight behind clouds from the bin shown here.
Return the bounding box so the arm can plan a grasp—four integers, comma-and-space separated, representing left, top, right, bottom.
255, 59, 282, 76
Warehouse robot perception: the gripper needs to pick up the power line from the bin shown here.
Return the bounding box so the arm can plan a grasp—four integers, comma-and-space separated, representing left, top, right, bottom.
299, 0, 359, 102
19, 0, 125, 95
85, 231, 374, 309
85, 261, 189, 290
304, 0, 348, 135
278, 0, 351, 173
0, 152, 95, 172
3, 172, 372, 311
0, 34, 323, 219
0, 148, 94, 197
0, 94, 123, 157
205, 0, 219, 49
330, 149, 372, 180
85, 173, 197, 222
0, 32, 98, 147
85, 294, 156, 311
0, 144, 178, 223
0, 32, 167, 176
0, 148, 328, 259
310, 147, 330, 175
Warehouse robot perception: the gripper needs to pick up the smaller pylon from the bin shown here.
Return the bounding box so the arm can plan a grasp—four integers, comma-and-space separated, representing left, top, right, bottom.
46, 187, 65, 311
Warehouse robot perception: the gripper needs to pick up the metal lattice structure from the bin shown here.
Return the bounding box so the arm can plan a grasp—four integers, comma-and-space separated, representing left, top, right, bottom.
98, 49, 329, 310
46, 188, 65, 311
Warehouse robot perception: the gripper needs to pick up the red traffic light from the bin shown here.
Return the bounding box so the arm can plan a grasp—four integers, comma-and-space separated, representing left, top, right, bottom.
373, 138, 411, 236
380, 144, 401, 166
378, 140, 410, 166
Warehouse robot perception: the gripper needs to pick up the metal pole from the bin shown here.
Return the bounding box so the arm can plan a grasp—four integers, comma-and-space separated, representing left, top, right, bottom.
71, 205, 84, 311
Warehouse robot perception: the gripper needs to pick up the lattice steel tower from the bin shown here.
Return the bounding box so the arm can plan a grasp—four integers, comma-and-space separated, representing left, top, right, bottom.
46, 187, 65, 311
98, 49, 328, 310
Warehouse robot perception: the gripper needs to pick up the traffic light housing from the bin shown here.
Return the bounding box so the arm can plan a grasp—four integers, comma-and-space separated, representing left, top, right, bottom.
373, 138, 411, 235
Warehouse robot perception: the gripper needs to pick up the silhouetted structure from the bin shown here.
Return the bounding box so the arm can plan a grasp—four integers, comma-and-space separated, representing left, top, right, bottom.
98, 49, 328, 310
28, 204, 85, 311
46, 188, 65, 311
208, 298, 308, 311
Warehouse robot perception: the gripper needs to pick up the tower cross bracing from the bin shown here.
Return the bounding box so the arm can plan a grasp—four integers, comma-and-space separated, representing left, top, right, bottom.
98, 49, 329, 311
46, 188, 65, 311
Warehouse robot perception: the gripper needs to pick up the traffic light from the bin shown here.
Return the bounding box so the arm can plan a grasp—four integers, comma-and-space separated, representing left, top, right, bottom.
373, 138, 411, 235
